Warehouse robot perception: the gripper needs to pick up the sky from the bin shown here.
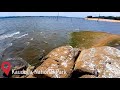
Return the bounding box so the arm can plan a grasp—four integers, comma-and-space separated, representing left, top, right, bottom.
0, 12, 120, 18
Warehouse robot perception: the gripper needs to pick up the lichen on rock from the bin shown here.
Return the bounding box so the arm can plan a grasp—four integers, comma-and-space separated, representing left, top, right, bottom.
33, 45, 80, 78
74, 46, 120, 78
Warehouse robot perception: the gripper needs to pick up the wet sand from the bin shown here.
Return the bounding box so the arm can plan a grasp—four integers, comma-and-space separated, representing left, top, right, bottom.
85, 18, 120, 23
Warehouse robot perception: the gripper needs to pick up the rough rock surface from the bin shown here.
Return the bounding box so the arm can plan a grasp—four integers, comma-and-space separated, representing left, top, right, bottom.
33, 46, 80, 78
12, 65, 35, 78
27, 75, 36, 78
74, 46, 120, 78
80, 75, 96, 78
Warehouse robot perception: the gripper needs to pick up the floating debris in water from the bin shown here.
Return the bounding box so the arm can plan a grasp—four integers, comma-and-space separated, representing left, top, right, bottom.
30, 38, 33, 40
42, 50, 45, 52
26, 42, 30, 45
8, 43, 13, 47
43, 41, 48, 44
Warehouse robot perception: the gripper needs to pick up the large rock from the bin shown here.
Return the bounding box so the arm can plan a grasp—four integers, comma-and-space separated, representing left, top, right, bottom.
33, 46, 80, 78
69, 31, 120, 50
74, 46, 120, 78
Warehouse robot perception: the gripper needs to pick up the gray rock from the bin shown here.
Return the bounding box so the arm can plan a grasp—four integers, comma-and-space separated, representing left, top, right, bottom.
74, 46, 120, 78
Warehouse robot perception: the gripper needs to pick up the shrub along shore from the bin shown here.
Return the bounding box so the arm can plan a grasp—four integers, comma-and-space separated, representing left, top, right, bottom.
85, 18, 120, 22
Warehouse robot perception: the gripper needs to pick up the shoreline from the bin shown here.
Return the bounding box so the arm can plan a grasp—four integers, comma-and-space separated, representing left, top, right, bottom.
85, 18, 120, 23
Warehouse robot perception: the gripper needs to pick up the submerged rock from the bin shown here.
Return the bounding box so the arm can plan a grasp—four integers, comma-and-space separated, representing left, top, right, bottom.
0, 57, 29, 78
74, 46, 120, 78
6, 57, 29, 69
1, 42, 46, 67
69, 31, 120, 50
32, 46, 80, 78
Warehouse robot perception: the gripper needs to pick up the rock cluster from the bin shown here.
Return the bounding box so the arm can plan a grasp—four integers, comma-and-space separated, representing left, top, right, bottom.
2, 45, 120, 78
27, 46, 120, 78
1, 31, 120, 78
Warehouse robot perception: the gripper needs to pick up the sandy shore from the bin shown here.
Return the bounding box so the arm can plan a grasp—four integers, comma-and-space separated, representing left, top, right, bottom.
85, 18, 120, 23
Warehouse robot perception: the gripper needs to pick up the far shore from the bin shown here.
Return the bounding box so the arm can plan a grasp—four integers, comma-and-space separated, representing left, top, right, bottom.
85, 18, 120, 23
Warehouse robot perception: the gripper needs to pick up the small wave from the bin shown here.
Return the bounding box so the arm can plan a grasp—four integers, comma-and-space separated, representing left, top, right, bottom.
30, 38, 33, 40
15, 33, 28, 39
0, 31, 20, 40
8, 43, 13, 47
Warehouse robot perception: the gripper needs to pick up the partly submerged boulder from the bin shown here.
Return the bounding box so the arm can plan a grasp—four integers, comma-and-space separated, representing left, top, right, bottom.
69, 31, 120, 50
1, 44, 45, 67
74, 46, 120, 78
0, 57, 29, 78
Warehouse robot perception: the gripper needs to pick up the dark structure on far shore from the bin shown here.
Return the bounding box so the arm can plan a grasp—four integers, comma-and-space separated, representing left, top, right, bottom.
87, 16, 120, 20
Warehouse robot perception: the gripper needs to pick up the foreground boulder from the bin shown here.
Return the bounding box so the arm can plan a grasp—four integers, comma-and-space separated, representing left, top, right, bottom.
32, 46, 80, 78
74, 46, 120, 78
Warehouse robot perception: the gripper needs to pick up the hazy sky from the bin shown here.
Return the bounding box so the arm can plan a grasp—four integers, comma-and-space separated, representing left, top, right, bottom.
0, 12, 120, 17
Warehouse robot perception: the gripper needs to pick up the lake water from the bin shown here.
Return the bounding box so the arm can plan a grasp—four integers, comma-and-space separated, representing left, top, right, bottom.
0, 16, 120, 67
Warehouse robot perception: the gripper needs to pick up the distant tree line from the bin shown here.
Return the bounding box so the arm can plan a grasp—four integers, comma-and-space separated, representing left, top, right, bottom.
87, 16, 120, 20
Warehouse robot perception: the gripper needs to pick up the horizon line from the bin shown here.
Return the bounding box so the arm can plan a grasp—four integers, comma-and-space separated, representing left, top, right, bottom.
0, 16, 83, 18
